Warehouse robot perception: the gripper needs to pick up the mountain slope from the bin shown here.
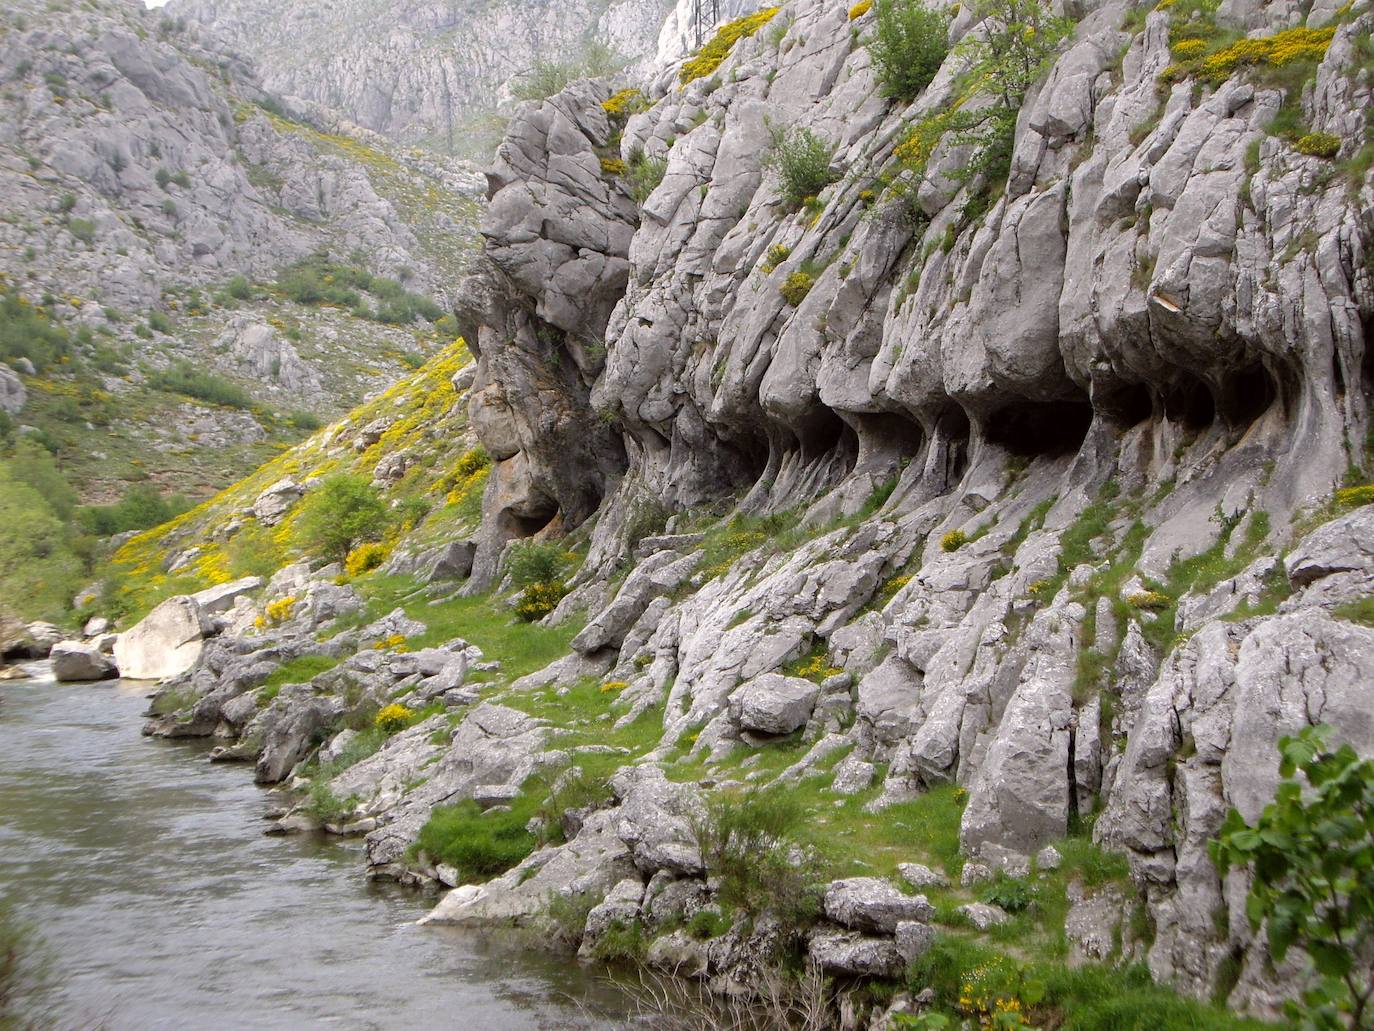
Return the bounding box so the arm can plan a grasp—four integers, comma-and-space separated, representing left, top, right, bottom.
164, 0, 678, 157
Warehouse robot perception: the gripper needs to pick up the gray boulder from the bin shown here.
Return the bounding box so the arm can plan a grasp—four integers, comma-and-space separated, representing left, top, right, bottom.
50, 641, 117, 682
728, 673, 819, 736
823, 878, 934, 934
807, 931, 906, 978
0, 364, 25, 416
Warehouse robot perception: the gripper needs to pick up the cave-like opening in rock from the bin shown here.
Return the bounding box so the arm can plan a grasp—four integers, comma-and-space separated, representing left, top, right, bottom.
1096, 381, 1154, 428
984, 399, 1093, 457
1217, 361, 1277, 428
1162, 372, 1215, 431
797, 404, 853, 463
941, 406, 972, 483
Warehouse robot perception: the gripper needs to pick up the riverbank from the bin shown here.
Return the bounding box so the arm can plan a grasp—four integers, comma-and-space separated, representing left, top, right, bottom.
0, 667, 628, 1030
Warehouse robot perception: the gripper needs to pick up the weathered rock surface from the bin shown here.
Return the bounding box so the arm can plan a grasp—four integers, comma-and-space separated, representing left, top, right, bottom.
114, 596, 213, 681
50, 641, 117, 682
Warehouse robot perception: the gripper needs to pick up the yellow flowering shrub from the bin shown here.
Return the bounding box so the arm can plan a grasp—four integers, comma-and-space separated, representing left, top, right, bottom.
602, 88, 647, 117
600, 157, 627, 176
375, 703, 414, 733
514, 581, 565, 622
600, 680, 630, 694
1336, 484, 1374, 507
1295, 131, 1341, 158
264, 595, 297, 625
762, 243, 792, 272
792, 652, 843, 681
779, 271, 814, 306
941, 529, 969, 552
848, 0, 872, 18
1163, 23, 1335, 86
679, 7, 781, 85
1127, 590, 1172, 610
344, 541, 391, 577
371, 633, 408, 651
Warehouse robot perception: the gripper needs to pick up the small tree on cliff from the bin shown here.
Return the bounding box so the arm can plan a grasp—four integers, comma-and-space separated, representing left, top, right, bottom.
1212, 726, 1374, 1030
894, 0, 1073, 188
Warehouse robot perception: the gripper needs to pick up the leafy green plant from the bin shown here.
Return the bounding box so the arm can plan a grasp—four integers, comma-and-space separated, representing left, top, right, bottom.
290, 474, 391, 563
765, 125, 837, 208
868, 0, 949, 99
1212, 725, 1374, 1030
626, 147, 668, 204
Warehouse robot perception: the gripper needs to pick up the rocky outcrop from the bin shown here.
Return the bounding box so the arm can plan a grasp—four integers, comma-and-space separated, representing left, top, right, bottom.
111, 0, 1374, 1019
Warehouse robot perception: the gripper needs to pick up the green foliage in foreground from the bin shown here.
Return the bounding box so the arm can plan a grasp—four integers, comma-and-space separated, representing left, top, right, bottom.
908, 936, 1280, 1030
765, 125, 838, 208
1214, 726, 1374, 1030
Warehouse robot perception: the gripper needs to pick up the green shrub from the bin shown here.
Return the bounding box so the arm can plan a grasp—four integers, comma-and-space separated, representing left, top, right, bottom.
275, 255, 441, 324
693, 787, 818, 924
626, 147, 668, 204
506, 539, 570, 588
0, 286, 72, 371
225, 275, 253, 300
868, 0, 949, 99
686, 908, 732, 940
512, 40, 625, 101
79, 483, 190, 537
148, 362, 252, 408
67, 218, 95, 243
302, 782, 356, 825
765, 125, 836, 208
146, 309, 173, 334
290, 474, 390, 563
286, 409, 322, 431
415, 799, 537, 880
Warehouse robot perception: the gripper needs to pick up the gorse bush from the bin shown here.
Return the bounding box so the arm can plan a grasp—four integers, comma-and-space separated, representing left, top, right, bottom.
148, 362, 253, 409
290, 474, 390, 563
868, 0, 949, 100
764, 125, 837, 208
679, 7, 782, 84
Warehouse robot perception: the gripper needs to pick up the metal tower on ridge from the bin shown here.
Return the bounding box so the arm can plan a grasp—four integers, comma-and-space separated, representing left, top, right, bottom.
693, 0, 721, 46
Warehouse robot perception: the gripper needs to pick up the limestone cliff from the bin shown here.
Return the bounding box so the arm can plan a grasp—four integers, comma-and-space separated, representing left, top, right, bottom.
114, 0, 1374, 1021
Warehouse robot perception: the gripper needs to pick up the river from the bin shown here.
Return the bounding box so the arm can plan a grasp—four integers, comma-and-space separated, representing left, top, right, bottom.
0, 668, 629, 1030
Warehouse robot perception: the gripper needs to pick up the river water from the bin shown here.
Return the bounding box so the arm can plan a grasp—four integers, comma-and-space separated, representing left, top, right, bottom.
0, 668, 628, 1030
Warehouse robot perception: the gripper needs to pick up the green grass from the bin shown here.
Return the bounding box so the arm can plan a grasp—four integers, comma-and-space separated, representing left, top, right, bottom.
263, 653, 340, 689
911, 936, 1282, 1029
352, 575, 582, 681
414, 798, 538, 878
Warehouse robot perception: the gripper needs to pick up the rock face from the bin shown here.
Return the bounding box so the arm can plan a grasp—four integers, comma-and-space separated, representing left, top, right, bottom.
114, 596, 213, 681
728, 673, 819, 736
50, 641, 117, 682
